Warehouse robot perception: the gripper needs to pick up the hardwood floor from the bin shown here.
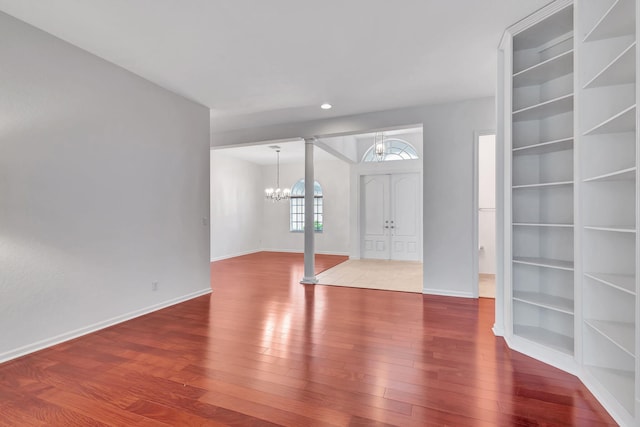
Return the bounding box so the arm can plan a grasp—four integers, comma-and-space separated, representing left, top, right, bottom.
0, 251, 616, 426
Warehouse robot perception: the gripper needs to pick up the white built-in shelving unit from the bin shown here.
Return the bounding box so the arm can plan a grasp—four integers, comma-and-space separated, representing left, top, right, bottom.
509, 2, 576, 359
499, 1, 639, 425
578, 0, 637, 422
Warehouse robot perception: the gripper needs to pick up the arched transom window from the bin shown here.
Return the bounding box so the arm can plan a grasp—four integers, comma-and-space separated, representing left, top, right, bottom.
362, 138, 419, 162
290, 179, 323, 232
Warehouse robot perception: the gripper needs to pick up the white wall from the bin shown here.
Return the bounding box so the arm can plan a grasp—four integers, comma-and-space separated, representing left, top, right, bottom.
0, 12, 211, 362
261, 157, 350, 255
210, 151, 263, 260
211, 97, 494, 298
478, 134, 496, 274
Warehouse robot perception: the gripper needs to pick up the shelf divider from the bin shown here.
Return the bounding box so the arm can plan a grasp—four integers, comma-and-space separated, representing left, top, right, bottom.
513, 94, 573, 122
584, 272, 636, 295
513, 50, 574, 87
585, 319, 635, 357
513, 256, 574, 271
583, 104, 636, 136
583, 0, 635, 42
513, 137, 573, 155
583, 42, 636, 89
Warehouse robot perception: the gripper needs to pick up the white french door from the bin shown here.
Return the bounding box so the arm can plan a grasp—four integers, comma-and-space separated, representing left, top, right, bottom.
361, 173, 420, 261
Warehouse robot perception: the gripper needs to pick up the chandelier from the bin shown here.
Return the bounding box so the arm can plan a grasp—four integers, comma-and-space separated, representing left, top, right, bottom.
265, 147, 290, 201
373, 131, 385, 161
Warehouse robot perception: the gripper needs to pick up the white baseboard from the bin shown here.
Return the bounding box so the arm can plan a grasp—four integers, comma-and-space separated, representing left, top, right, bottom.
211, 249, 261, 262
580, 368, 635, 427
422, 288, 475, 298
259, 248, 350, 256
504, 333, 578, 376
492, 324, 505, 336
0, 288, 212, 364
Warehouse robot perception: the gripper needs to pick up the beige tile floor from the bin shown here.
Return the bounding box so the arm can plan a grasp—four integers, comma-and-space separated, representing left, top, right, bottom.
317, 259, 497, 298
479, 273, 496, 298
317, 259, 423, 293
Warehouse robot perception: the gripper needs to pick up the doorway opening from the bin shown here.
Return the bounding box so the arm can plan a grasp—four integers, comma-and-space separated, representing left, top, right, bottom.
314, 126, 424, 293
476, 133, 497, 298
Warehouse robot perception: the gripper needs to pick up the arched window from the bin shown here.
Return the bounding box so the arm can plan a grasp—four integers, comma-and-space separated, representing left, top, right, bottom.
290, 179, 323, 232
362, 138, 419, 162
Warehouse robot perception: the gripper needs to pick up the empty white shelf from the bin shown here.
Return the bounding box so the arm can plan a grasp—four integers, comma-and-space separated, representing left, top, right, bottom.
583, 0, 636, 42
585, 319, 635, 357
513, 137, 573, 155
514, 325, 574, 355
584, 104, 636, 135
513, 94, 573, 122
583, 167, 636, 182
513, 180, 573, 189
513, 291, 573, 315
584, 225, 636, 233
513, 50, 574, 87
585, 272, 636, 295
513, 223, 573, 228
513, 257, 574, 271
583, 42, 636, 89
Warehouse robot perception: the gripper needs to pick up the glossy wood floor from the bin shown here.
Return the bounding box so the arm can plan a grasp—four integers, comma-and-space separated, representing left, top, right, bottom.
0, 252, 617, 426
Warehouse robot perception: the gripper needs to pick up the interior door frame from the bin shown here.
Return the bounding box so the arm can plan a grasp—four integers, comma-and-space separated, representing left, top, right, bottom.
472, 130, 497, 299
350, 160, 423, 261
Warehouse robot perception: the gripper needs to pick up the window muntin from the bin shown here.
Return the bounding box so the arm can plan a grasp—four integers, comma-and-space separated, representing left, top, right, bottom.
362, 138, 419, 162
290, 179, 323, 232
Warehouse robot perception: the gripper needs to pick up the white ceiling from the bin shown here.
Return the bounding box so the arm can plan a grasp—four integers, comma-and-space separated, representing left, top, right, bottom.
0, 0, 550, 134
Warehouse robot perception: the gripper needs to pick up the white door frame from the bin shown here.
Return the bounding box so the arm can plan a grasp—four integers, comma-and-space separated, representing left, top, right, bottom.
350, 159, 423, 260
472, 130, 497, 297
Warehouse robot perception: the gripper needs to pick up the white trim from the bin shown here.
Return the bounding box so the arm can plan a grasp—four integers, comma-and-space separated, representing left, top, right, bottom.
422, 288, 475, 298
313, 124, 423, 140
211, 137, 304, 150
504, 333, 578, 376
259, 248, 350, 256
506, 0, 573, 37
580, 369, 636, 427
211, 249, 261, 262
501, 29, 515, 341
0, 288, 212, 364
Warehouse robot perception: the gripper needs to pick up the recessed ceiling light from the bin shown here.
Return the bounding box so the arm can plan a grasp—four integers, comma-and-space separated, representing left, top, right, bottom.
320, 103, 332, 110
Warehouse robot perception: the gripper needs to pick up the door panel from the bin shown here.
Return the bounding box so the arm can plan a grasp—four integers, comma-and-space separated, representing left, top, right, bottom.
361, 173, 420, 261
391, 173, 420, 261
361, 175, 390, 259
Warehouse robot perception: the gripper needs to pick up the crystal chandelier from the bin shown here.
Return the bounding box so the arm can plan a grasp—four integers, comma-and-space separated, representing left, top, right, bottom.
265, 147, 290, 201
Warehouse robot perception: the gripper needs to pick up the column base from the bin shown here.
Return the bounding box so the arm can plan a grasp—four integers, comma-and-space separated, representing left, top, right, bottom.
300, 277, 318, 285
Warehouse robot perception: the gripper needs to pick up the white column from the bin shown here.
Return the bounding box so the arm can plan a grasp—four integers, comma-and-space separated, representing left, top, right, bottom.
300, 138, 317, 284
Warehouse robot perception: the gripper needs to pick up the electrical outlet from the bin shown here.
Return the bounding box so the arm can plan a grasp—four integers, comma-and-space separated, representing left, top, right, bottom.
151, 281, 158, 291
